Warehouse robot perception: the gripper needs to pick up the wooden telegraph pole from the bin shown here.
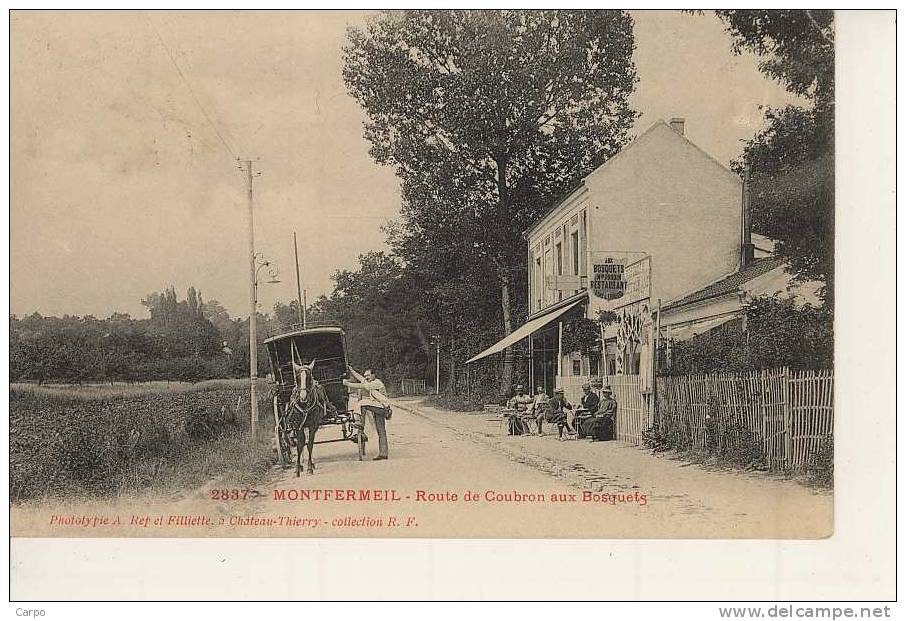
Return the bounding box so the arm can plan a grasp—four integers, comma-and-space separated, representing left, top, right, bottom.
240, 159, 260, 438
293, 231, 306, 328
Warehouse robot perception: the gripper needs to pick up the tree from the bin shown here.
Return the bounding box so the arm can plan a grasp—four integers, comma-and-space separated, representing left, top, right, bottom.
272, 300, 303, 329
734, 106, 833, 291
305, 251, 430, 387
187, 286, 200, 316
713, 10, 835, 299
713, 10, 834, 109
344, 10, 639, 392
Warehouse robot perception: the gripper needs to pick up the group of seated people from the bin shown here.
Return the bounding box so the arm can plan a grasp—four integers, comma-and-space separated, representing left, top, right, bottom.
504, 379, 617, 441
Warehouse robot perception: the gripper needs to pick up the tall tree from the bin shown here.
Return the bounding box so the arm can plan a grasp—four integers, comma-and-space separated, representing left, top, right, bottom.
713, 10, 835, 298
306, 251, 430, 386
344, 10, 638, 391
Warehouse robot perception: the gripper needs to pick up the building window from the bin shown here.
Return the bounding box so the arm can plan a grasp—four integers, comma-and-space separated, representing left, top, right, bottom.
571, 231, 579, 275
534, 256, 542, 312
555, 243, 562, 276
589, 353, 600, 377
572, 359, 582, 376
579, 210, 587, 276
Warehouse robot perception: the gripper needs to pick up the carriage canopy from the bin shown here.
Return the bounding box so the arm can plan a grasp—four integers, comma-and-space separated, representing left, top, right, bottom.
264, 325, 350, 412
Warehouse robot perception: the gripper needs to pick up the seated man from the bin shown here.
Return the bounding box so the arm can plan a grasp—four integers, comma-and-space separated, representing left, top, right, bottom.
573, 382, 600, 439
505, 385, 533, 435
545, 387, 575, 440
507, 385, 533, 411
581, 384, 617, 442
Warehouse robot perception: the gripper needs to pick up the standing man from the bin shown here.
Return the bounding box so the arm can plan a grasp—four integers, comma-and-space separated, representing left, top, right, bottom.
531, 386, 549, 435
344, 366, 391, 460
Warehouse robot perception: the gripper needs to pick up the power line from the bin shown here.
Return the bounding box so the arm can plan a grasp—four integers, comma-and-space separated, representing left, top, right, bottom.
143, 12, 241, 162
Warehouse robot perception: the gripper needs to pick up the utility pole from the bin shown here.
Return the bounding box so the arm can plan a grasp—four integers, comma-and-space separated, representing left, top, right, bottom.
436, 338, 440, 395
240, 158, 260, 438
293, 231, 305, 327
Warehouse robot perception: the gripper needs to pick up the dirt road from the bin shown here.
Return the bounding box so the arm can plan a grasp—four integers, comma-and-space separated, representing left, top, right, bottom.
11, 399, 832, 538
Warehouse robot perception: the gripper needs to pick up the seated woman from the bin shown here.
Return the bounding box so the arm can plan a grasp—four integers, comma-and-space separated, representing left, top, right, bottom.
574, 382, 600, 439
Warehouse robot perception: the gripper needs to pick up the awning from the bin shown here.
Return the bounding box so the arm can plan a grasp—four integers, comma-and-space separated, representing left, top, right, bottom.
666, 315, 737, 342
466, 298, 584, 364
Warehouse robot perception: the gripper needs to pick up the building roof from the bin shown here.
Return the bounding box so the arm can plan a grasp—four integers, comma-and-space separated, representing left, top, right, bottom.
662, 257, 785, 311
523, 119, 740, 238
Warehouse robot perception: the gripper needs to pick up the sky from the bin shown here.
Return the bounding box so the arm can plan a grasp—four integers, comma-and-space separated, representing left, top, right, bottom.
10, 10, 803, 319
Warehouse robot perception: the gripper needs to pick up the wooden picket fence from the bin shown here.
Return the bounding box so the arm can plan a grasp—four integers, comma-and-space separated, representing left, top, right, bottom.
655, 368, 834, 471
399, 378, 428, 395
610, 374, 648, 445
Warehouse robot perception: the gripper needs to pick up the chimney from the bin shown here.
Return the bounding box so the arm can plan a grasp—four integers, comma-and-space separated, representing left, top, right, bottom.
740, 168, 755, 269
669, 117, 685, 135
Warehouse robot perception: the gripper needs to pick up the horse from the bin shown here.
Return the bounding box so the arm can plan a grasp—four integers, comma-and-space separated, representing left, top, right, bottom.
286, 360, 337, 476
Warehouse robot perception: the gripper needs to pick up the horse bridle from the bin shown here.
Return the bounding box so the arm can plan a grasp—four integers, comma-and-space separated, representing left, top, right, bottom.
289, 366, 327, 427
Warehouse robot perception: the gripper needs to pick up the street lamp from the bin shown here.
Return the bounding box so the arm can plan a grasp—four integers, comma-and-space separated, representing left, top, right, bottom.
249, 254, 280, 437
430, 335, 440, 395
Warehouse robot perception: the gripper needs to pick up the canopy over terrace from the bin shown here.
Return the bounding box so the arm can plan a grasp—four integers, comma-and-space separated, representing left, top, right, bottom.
466, 296, 586, 364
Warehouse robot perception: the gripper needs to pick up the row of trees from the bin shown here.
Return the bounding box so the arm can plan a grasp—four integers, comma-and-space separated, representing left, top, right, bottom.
10, 287, 286, 384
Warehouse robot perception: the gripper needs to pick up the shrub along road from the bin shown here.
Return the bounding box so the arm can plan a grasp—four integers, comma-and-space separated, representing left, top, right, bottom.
11, 397, 831, 539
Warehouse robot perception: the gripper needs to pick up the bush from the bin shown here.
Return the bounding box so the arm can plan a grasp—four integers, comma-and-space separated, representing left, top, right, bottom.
668, 295, 833, 375
10, 382, 272, 501
649, 395, 768, 470
810, 434, 833, 487
423, 392, 487, 413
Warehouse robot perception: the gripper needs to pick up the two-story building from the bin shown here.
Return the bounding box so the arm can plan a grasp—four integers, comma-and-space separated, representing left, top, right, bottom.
467, 117, 748, 399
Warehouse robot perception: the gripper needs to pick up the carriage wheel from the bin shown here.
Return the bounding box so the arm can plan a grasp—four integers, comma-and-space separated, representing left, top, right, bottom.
340, 417, 351, 441
273, 397, 290, 467
274, 424, 287, 466
358, 420, 367, 461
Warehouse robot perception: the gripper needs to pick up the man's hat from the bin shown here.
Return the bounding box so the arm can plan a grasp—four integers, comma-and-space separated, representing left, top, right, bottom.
554, 387, 564, 394
590, 377, 604, 389
515, 385, 524, 390
601, 384, 613, 394
581, 382, 591, 390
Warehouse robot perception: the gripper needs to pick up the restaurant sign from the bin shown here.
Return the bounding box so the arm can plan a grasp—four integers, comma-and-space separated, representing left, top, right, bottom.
589, 252, 651, 307
591, 259, 626, 300
621, 256, 651, 307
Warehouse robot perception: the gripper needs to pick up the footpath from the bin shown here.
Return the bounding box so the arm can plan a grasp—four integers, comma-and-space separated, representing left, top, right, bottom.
391, 397, 834, 538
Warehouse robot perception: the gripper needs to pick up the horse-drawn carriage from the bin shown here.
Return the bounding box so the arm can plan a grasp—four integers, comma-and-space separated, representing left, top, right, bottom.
265, 324, 366, 474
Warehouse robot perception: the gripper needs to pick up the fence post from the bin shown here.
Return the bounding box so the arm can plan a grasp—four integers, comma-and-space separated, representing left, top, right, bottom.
783, 366, 792, 471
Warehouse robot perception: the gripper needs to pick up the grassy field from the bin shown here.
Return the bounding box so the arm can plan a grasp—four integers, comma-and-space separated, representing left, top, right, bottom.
10, 379, 275, 502
11, 378, 250, 400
